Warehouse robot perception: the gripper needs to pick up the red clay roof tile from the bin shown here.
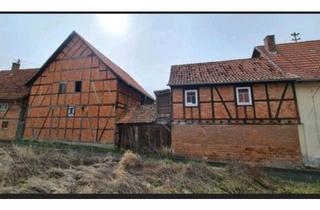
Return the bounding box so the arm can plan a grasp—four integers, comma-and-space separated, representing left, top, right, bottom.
168, 57, 297, 86
0, 68, 38, 100
117, 104, 157, 124
255, 40, 320, 80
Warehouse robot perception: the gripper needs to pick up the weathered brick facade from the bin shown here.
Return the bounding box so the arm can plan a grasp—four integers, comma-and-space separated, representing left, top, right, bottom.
172, 124, 301, 167
23, 32, 152, 144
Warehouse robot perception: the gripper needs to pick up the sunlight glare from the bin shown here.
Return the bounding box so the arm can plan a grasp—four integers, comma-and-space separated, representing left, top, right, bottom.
97, 14, 129, 34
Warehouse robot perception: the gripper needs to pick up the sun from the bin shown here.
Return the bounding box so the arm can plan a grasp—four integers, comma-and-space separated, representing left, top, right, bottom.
97, 14, 129, 34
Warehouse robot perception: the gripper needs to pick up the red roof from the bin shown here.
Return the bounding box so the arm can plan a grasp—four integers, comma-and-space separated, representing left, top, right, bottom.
254, 40, 320, 81
27, 31, 153, 101
117, 104, 157, 124
168, 57, 297, 86
0, 68, 38, 100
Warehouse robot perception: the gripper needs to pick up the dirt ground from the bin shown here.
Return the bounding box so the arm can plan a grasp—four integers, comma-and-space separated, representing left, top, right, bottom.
0, 142, 319, 194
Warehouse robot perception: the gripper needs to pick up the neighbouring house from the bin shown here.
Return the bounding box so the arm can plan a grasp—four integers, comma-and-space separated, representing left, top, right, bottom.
252, 35, 320, 167
23, 31, 154, 144
168, 57, 301, 167
0, 62, 38, 140
167, 35, 320, 167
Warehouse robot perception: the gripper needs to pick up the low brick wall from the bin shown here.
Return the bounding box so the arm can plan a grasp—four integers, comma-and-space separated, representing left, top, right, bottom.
171, 124, 302, 167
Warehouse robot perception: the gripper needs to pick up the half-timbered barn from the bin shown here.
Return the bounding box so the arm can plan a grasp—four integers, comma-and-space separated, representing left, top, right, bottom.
168, 55, 302, 167
23, 31, 153, 144
0, 62, 38, 140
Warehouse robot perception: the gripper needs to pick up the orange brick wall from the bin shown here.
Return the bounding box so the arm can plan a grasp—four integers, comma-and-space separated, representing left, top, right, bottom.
172, 124, 302, 167
171, 82, 299, 124
0, 101, 22, 140
23, 36, 118, 144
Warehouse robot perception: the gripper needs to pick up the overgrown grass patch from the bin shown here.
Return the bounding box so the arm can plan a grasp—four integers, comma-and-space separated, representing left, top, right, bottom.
0, 141, 319, 194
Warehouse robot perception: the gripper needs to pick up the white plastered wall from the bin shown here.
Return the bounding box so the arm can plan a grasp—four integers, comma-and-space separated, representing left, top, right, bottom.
296, 82, 320, 168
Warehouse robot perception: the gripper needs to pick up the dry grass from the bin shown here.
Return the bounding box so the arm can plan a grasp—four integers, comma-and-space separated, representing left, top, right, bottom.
0, 143, 319, 194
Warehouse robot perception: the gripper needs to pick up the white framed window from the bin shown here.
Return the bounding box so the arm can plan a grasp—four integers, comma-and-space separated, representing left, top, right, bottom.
184, 89, 198, 107
0, 103, 8, 112
67, 106, 76, 117
236, 87, 252, 106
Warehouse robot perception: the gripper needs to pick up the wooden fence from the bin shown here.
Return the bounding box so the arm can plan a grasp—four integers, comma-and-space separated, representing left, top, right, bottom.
117, 123, 171, 152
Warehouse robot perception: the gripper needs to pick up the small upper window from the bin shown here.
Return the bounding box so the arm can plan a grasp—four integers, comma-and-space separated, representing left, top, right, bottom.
75, 81, 82, 92
1, 121, 8, 129
59, 82, 67, 94
67, 106, 75, 117
0, 103, 8, 112
185, 90, 198, 107
236, 87, 252, 106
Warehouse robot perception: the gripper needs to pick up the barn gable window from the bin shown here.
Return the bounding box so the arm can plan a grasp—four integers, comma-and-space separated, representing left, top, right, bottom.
1, 121, 8, 129
236, 87, 252, 106
0, 103, 8, 112
67, 106, 76, 117
59, 82, 67, 94
185, 90, 198, 107
75, 81, 82, 92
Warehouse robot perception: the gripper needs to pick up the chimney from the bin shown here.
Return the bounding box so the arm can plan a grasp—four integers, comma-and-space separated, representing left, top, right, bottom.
264, 35, 277, 53
11, 59, 21, 71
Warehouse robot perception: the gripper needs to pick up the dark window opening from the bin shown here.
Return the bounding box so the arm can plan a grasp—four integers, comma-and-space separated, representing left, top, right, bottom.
59, 83, 67, 94
75, 81, 82, 92
1, 121, 8, 129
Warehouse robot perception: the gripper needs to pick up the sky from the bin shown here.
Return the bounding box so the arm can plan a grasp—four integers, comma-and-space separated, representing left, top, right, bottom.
1, 14, 320, 96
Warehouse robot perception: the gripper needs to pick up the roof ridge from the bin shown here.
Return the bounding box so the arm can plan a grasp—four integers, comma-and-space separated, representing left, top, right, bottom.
171, 57, 263, 68
0, 68, 39, 72
256, 39, 320, 48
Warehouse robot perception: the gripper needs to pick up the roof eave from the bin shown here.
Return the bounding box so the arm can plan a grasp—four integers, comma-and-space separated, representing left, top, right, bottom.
296, 78, 320, 82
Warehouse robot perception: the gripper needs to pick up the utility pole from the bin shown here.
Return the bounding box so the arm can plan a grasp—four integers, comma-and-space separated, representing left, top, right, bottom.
291, 32, 301, 43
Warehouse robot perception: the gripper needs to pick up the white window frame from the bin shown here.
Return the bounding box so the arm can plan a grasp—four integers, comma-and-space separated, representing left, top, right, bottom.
184, 89, 198, 107
0, 103, 8, 112
236, 87, 252, 106
67, 106, 76, 117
